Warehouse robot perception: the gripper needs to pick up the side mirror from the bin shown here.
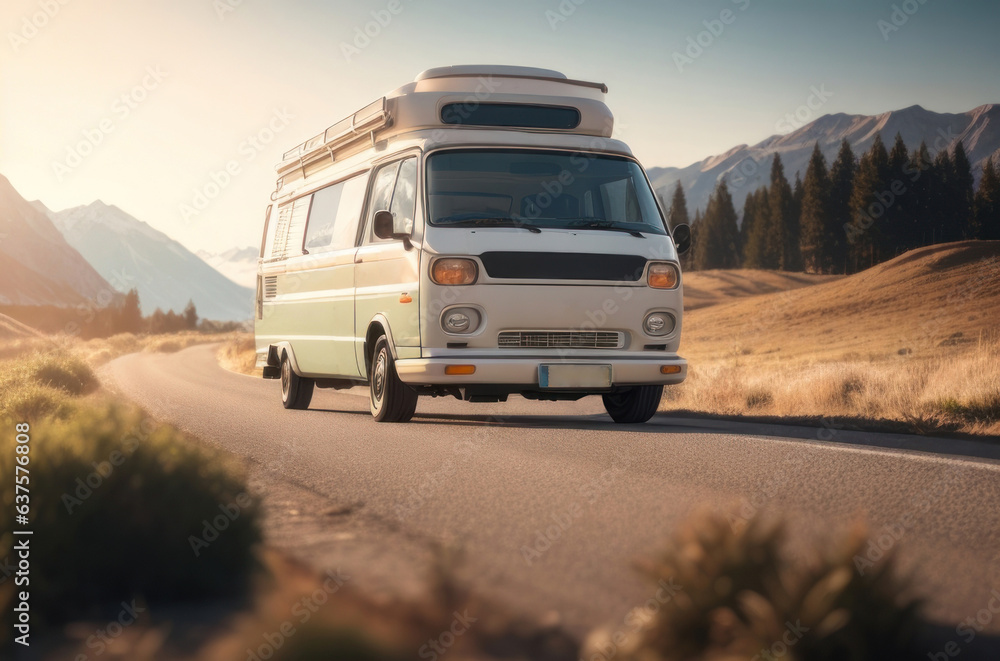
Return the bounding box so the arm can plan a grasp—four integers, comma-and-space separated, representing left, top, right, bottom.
373, 210, 412, 247
671, 223, 691, 255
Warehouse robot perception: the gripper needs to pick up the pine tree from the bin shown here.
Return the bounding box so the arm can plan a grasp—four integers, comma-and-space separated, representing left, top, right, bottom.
908, 142, 936, 248
666, 182, 690, 231
120, 288, 142, 334
828, 140, 856, 273
933, 148, 957, 243
884, 133, 910, 257
768, 154, 798, 270
848, 134, 890, 270
740, 190, 758, 262
952, 141, 975, 239
975, 157, 1000, 240
683, 209, 703, 271
799, 143, 832, 273
183, 300, 199, 330
694, 180, 741, 270
743, 186, 781, 269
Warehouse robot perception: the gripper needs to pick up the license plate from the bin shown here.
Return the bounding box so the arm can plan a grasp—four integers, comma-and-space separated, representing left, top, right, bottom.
538, 364, 612, 389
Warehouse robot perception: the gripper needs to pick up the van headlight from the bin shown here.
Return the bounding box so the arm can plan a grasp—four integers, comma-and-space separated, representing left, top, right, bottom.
442, 307, 482, 334
431, 258, 478, 285
647, 262, 680, 289
643, 312, 676, 336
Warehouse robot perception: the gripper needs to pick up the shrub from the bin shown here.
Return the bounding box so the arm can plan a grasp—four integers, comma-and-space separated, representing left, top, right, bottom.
29, 352, 97, 396
0, 382, 73, 421
582, 510, 923, 661
0, 403, 262, 624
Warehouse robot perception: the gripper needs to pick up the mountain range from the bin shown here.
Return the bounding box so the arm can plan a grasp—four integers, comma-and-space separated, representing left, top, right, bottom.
52, 202, 254, 322
0, 174, 112, 306
195, 246, 259, 289
647, 104, 1000, 217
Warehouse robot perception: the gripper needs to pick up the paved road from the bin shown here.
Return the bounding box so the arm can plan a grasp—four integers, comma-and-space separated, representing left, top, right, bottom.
102, 344, 1000, 653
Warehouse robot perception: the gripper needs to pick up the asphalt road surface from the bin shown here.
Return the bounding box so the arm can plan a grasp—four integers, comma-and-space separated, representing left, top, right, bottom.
102, 344, 1000, 655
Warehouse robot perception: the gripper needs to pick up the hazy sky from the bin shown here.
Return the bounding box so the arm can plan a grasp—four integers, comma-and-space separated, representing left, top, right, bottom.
1, 0, 997, 253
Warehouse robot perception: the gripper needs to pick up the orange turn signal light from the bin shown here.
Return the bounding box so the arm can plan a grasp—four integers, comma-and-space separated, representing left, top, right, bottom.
647, 263, 680, 289
399, 293, 413, 303
431, 258, 478, 285
445, 365, 476, 375
660, 365, 682, 374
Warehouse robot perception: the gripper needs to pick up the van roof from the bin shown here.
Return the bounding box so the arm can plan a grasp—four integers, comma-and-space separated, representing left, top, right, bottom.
275, 66, 615, 178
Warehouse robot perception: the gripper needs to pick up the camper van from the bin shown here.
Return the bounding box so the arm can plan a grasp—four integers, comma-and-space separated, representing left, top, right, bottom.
255, 66, 690, 423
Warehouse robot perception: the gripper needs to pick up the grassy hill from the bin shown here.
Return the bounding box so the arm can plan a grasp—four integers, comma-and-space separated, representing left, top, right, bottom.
669, 241, 1000, 436
681, 269, 840, 311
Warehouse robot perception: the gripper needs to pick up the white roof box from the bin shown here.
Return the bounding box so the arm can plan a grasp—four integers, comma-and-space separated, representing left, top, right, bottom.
276, 66, 614, 176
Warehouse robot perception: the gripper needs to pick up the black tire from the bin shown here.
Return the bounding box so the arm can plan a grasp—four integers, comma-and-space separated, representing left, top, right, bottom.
602, 385, 663, 424
369, 335, 417, 422
280, 352, 314, 410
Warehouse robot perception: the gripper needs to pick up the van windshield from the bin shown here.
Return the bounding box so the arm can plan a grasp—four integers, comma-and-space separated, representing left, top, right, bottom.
426, 149, 666, 235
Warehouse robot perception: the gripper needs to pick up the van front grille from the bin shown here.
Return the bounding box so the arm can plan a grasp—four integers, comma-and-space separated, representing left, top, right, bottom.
479, 252, 647, 281
498, 330, 624, 349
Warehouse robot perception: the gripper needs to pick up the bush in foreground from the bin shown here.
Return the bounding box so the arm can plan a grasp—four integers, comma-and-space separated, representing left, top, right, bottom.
583, 510, 923, 661
0, 403, 262, 625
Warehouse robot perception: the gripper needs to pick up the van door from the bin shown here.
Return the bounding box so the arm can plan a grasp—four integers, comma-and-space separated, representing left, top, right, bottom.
354, 156, 421, 371
289, 173, 368, 378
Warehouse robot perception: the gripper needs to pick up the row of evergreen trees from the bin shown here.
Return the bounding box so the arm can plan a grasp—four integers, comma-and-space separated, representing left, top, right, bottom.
82, 289, 201, 337
665, 136, 1000, 273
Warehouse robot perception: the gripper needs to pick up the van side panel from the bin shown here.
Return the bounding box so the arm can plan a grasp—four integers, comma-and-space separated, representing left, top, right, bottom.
353, 244, 421, 367
277, 251, 361, 378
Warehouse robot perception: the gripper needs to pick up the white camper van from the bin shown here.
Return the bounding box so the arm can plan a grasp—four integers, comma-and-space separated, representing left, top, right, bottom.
255, 66, 690, 423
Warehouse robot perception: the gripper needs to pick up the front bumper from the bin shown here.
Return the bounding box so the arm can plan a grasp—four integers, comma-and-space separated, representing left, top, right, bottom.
394, 355, 687, 387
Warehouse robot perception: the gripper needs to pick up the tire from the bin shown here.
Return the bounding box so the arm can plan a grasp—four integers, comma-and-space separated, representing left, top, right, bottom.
602, 385, 663, 424
280, 352, 314, 410
369, 335, 417, 422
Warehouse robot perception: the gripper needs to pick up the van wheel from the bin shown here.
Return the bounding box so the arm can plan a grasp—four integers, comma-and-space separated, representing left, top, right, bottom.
602, 386, 662, 424
280, 353, 314, 410
369, 335, 417, 422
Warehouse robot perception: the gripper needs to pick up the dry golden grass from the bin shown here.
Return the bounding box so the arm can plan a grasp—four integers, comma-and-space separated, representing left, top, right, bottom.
682, 269, 841, 311
669, 241, 1000, 436
218, 332, 260, 376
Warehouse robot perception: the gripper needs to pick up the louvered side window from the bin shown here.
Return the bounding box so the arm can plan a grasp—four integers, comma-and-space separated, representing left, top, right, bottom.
270, 196, 312, 260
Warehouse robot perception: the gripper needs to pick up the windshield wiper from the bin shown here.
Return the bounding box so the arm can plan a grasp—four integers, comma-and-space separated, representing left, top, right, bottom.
565, 219, 646, 238
434, 217, 542, 233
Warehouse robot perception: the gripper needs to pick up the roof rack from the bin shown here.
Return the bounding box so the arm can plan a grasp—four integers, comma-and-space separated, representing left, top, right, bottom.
276, 97, 390, 175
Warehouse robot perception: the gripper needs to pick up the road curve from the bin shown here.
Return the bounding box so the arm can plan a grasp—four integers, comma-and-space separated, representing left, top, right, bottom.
101, 344, 1000, 649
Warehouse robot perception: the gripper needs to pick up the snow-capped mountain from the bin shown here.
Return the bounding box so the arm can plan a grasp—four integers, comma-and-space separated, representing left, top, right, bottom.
649, 104, 1000, 218
195, 246, 258, 289
0, 174, 113, 306
53, 202, 254, 321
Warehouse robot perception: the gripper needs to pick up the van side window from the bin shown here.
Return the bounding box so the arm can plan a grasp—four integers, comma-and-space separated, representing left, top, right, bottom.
303, 173, 368, 253
260, 205, 273, 258
364, 161, 401, 243
270, 195, 312, 259
389, 158, 417, 235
